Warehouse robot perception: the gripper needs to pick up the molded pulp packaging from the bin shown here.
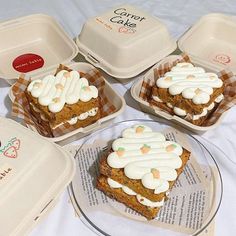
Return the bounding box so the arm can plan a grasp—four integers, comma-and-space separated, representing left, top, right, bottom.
0, 117, 75, 236
131, 13, 236, 133
76, 4, 177, 79
9, 62, 126, 145
131, 55, 228, 134
0, 14, 78, 84
0, 14, 125, 144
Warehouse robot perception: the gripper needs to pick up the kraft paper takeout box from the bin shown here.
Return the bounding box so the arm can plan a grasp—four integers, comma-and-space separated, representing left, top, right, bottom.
131, 13, 236, 133
0, 14, 125, 144
0, 117, 75, 236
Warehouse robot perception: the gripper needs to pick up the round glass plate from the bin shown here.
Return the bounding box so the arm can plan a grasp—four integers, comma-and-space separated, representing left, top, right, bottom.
69, 120, 223, 236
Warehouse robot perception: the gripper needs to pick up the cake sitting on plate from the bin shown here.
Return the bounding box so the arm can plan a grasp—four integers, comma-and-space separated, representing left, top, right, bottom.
25, 68, 101, 135
97, 124, 190, 220
150, 63, 224, 125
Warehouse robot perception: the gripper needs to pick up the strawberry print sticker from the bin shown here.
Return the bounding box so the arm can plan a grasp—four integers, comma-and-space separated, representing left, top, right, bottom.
0, 137, 21, 159
118, 26, 136, 34
3, 146, 17, 158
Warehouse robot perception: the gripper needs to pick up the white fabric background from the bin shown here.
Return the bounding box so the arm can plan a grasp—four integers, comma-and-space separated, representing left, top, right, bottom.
0, 0, 236, 235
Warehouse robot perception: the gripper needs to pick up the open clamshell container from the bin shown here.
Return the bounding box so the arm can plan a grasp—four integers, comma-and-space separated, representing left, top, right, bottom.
76, 4, 176, 80
131, 55, 228, 133
131, 13, 236, 133
0, 14, 78, 85
9, 62, 126, 145
1, 14, 125, 144
0, 117, 75, 236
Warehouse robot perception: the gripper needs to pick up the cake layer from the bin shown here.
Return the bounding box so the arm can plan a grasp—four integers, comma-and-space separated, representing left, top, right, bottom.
150, 94, 223, 125
97, 175, 161, 220
26, 91, 101, 126
151, 62, 224, 115
99, 148, 190, 202
151, 86, 223, 114
29, 103, 101, 131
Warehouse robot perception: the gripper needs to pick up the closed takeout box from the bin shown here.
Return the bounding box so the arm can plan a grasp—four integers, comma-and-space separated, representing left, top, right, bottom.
76, 4, 176, 79
0, 117, 75, 236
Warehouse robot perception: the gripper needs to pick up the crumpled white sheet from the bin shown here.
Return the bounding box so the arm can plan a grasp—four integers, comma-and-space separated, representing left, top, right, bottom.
0, 0, 236, 235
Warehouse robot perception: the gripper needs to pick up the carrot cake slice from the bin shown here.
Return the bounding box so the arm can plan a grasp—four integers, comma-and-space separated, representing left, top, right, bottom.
25, 68, 101, 135
97, 124, 190, 220
150, 62, 224, 125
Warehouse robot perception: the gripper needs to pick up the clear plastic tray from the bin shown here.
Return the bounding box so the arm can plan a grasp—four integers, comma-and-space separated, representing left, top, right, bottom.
69, 120, 223, 236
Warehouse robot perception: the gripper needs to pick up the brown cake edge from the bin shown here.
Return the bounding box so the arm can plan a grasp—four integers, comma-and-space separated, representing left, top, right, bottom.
99, 149, 190, 202
97, 175, 160, 220
151, 86, 224, 115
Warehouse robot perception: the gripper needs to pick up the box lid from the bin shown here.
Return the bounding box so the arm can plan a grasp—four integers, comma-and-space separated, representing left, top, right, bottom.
0, 117, 75, 236
0, 14, 78, 83
178, 13, 236, 74
76, 4, 176, 79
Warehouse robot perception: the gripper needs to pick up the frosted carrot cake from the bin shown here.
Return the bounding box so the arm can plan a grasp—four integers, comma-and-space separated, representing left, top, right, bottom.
25, 68, 101, 135
150, 63, 224, 125
97, 124, 190, 220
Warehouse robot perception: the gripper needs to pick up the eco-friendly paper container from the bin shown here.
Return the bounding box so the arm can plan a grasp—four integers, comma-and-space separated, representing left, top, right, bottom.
131, 55, 227, 134
9, 62, 126, 145
131, 13, 236, 133
0, 14, 78, 84
0, 117, 75, 236
178, 13, 236, 74
76, 4, 176, 79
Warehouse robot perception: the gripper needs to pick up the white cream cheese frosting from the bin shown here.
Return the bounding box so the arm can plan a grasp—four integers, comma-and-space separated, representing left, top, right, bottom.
107, 125, 183, 195
156, 63, 223, 105
107, 178, 164, 207
27, 70, 98, 113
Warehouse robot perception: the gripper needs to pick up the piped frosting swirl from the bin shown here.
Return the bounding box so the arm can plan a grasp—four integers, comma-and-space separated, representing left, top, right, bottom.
156, 63, 223, 105
27, 70, 98, 113
107, 125, 183, 194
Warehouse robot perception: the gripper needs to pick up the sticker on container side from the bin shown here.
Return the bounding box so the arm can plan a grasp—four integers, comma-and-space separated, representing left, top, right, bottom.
210, 53, 233, 66
12, 53, 44, 73
0, 164, 14, 185
95, 6, 148, 34
0, 137, 21, 159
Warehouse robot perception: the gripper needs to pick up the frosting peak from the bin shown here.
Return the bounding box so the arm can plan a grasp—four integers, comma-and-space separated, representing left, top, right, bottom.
27, 70, 98, 113
107, 125, 183, 194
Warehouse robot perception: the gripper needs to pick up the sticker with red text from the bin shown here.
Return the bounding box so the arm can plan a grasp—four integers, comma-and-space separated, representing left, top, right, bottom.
12, 53, 44, 73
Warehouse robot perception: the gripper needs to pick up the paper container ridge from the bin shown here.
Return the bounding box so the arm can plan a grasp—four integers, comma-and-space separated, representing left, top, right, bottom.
0, 14, 78, 84
76, 4, 176, 79
178, 13, 236, 74
0, 117, 75, 236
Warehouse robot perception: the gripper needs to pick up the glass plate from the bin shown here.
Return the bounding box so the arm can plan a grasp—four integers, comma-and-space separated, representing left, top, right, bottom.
69, 120, 223, 236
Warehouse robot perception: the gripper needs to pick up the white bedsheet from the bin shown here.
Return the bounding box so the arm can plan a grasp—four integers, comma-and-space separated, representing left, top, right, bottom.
0, 0, 236, 235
